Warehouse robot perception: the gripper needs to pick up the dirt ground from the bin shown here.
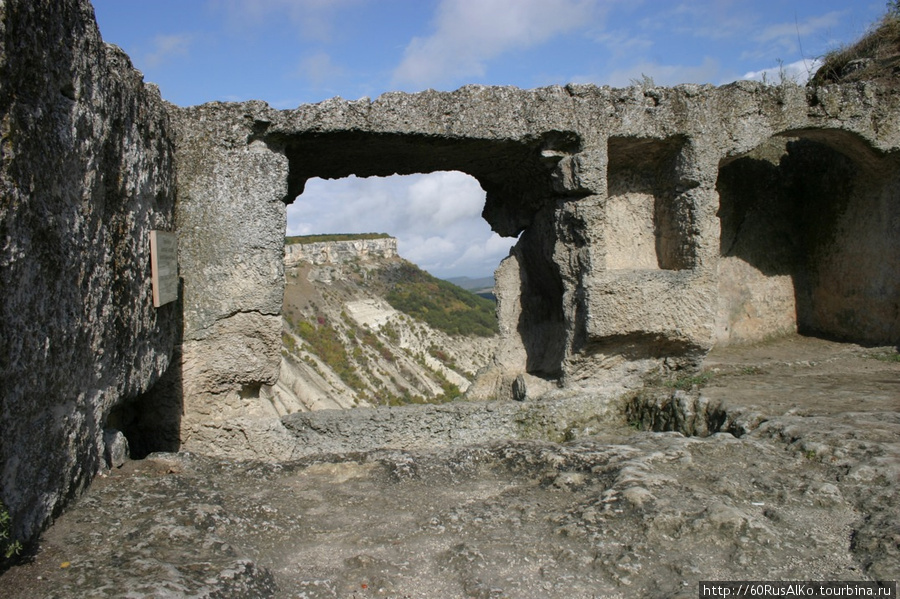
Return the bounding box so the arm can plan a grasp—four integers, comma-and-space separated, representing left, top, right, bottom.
701, 335, 900, 416
2, 335, 898, 598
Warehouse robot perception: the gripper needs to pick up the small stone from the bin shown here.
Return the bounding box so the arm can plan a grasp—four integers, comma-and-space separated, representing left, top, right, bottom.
622, 486, 654, 508
103, 429, 130, 469
512, 374, 527, 401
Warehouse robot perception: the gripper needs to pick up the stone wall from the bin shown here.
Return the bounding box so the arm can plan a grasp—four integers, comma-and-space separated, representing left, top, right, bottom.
171, 83, 899, 448
715, 129, 900, 345
0, 0, 177, 544
1, 1, 898, 541
172, 102, 292, 459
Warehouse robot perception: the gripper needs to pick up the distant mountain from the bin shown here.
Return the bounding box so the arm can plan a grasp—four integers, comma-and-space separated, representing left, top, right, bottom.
445, 275, 495, 293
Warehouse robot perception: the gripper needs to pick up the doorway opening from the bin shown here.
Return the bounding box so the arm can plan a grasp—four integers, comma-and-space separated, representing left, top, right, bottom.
265, 171, 511, 413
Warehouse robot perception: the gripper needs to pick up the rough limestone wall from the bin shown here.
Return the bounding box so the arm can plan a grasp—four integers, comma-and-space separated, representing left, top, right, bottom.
171, 102, 296, 459
172, 82, 899, 449
714, 126, 900, 346
787, 133, 900, 344
0, 0, 177, 544
715, 137, 803, 343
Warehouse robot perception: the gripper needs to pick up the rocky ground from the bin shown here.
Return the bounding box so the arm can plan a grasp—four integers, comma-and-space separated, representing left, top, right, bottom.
2, 336, 898, 598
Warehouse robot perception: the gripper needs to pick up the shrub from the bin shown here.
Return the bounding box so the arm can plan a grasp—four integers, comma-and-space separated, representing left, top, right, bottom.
428, 345, 456, 368
382, 263, 498, 337
665, 371, 713, 390
811, 7, 900, 85
1, 499, 22, 562
381, 322, 399, 343
292, 317, 367, 392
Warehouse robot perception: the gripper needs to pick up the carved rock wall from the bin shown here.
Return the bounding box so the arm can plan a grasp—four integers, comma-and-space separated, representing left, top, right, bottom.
5, 0, 896, 546
172, 82, 899, 448
0, 0, 177, 543
716, 131, 900, 345
171, 102, 292, 458
172, 82, 900, 446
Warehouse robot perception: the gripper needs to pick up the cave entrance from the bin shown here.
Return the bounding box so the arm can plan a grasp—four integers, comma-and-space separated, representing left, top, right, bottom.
715, 130, 900, 346
106, 351, 182, 460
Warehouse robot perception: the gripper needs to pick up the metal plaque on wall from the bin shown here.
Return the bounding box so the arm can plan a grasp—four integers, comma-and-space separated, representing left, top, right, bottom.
150, 230, 178, 307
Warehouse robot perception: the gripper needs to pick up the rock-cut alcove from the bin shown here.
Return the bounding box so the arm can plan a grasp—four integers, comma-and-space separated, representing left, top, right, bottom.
716, 130, 900, 346
605, 135, 696, 270
106, 350, 183, 459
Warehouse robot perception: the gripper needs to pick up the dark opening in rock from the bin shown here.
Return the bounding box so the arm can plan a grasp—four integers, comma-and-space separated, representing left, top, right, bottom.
106, 352, 183, 459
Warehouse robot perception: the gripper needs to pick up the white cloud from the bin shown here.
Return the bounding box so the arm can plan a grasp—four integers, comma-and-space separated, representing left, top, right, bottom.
144, 33, 193, 68
741, 57, 823, 85
407, 171, 485, 228
635, 1, 757, 42
295, 51, 344, 86
740, 10, 846, 61
286, 172, 513, 277
392, 0, 598, 90
402, 235, 458, 269
755, 11, 844, 46
287, 175, 401, 236
449, 232, 515, 272
592, 29, 653, 59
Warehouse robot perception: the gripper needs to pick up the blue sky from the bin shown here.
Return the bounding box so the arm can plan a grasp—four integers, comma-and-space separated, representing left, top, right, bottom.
93, 0, 885, 278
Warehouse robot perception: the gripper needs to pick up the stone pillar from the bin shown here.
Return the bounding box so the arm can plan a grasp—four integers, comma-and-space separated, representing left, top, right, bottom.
173, 103, 294, 458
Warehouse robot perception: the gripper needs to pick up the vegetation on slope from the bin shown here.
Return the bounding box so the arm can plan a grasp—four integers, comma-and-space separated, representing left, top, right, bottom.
1, 499, 21, 564
811, 4, 900, 86
381, 262, 499, 338
277, 240, 497, 409
285, 232, 391, 245
283, 306, 470, 407
288, 315, 368, 393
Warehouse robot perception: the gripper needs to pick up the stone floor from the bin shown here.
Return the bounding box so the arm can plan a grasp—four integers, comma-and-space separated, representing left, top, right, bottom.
2, 336, 898, 598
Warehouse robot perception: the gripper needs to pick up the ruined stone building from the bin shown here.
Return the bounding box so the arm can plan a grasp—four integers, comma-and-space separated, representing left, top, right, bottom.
1, 0, 898, 548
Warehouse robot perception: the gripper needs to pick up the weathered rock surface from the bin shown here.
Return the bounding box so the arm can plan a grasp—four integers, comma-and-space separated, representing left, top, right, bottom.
281, 389, 625, 455
173, 99, 288, 460
284, 237, 398, 267
3, 1, 899, 574
0, 0, 177, 545
4, 338, 897, 598
170, 80, 900, 452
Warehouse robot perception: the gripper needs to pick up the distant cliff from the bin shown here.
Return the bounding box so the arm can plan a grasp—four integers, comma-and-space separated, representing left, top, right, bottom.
265, 237, 497, 413
285, 235, 398, 267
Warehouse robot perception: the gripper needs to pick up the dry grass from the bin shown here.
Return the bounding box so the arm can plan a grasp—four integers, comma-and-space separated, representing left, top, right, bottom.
811, 11, 900, 86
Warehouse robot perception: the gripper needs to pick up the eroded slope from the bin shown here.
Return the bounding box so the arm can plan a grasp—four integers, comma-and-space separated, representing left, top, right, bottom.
264, 241, 497, 413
